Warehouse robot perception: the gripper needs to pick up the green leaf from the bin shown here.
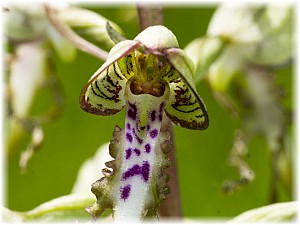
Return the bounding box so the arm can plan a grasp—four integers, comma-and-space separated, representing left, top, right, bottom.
2, 194, 96, 222
228, 201, 297, 223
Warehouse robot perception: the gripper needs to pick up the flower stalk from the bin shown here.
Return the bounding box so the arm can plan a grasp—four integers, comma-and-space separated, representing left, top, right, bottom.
137, 4, 163, 31
44, 5, 108, 61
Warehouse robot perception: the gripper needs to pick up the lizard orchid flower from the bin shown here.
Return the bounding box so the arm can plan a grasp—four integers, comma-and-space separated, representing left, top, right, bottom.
80, 25, 209, 221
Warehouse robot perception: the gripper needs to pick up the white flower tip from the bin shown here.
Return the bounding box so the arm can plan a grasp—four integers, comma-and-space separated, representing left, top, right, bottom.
134, 25, 179, 50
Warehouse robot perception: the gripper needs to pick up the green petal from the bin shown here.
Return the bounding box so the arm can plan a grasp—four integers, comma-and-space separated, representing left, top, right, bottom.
80, 40, 140, 115
91, 40, 140, 81
80, 62, 127, 115
164, 48, 209, 130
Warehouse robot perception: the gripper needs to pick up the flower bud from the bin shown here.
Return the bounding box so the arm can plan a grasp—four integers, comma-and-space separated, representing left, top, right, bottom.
184, 36, 228, 82
208, 46, 243, 92
207, 4, 294, 67
246, 5, 293, 66
208, 4, 263, 44
56, 7, 123, 50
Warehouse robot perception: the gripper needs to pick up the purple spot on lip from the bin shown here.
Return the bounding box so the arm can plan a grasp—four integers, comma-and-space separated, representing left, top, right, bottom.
141, 161, 150, 182
136, 137, 143, 144
120, 184, 131, 201
127, 102, 137, 120
158, 103, 164, 121
145, 144, 151, 153
126, 133, 133, 143
122, 165, 139, 181
159, 103, 164, 112
146, 124, 150, 131
151, 110, 156, 122
132, 128, 143, 144
126, 123, 131, 130
125, 148, 132, 159
158, 113, 163, 121
122, 161, 150, 182
150, 129, 158, 139
133, 148, 141, 156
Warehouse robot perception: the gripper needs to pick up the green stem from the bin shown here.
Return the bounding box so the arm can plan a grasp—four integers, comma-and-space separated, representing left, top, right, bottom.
159, 117, 183, 218
137, 4, 164, 31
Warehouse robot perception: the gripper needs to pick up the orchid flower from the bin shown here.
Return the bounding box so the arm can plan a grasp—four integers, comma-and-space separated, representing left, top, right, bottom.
80, 25, 209, 221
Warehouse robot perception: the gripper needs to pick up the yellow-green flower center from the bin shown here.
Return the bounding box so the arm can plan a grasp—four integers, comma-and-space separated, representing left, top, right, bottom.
130, 52, 169, 97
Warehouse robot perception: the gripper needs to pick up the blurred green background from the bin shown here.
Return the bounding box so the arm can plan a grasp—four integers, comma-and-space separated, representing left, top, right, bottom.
6, 4, 293, 219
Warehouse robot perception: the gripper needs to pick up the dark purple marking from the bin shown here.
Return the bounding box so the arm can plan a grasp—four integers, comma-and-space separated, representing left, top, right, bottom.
120, 184, 131, 201
141, 161, 150, 182
127, 102, 137, 120
132, 128, 143, 144
159, 102, 164, 112
151, 110, 156, 122
125, 148, 132, 159
145, 143, 151, 153
158, 113, 163, 121
133, 148, 141, 156
136, 136, 143, 144
146, 124, 150, 131
122, 161, 150, 182
158, 103, 164, 121
126, 133, 133, 143
122, 165, 139, 181
126, 123, 131, 130
135, 123, 140, 132
150, 129, 158, 139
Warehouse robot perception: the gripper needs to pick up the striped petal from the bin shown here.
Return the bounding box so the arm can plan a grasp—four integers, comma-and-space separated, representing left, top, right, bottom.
80, 40, 140, 115
164, 48, 209, 130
